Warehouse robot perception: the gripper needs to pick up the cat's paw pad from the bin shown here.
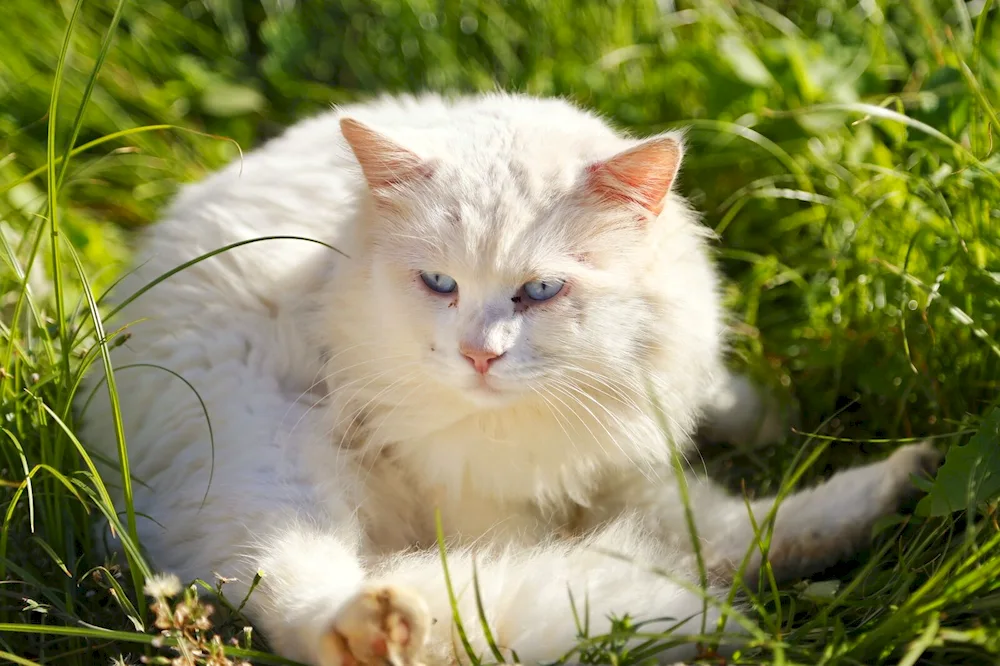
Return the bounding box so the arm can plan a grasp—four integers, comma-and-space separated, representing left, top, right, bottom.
884, 441, 943, 506
319, 585, 430, 666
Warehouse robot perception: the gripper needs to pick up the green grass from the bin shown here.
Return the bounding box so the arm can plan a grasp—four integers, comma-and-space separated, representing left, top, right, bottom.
1, 0, 999, 663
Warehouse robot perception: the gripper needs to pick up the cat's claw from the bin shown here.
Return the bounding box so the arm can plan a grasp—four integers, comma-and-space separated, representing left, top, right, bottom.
319, 585, 431, 666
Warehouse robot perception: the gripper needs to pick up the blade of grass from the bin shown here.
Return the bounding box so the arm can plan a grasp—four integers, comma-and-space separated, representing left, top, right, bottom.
765, 103, 1000, 188
31, 399, 150, 581
644, 375, 709, 636
0, 224, 56, 370
0, 650, 42, 666
470, 559, 506, 663
63, 241, 147, 618
64, 236, 347, 354
82, 565, 143, 631
0, 622, 306, 665
0, 125, 244, 197
0, 428, 34, 534
54, 0, 130, 191
434, 508, 481, 665
45, 0, 87, 386
73, 362, 216, 510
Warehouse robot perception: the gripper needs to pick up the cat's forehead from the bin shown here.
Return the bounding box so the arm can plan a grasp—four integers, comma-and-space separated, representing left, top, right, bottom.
432, 136, 600, 235
392, 98, 627, 196
378, 97, 633, 275
415, 174, 568, 278
452, 158, 559, 224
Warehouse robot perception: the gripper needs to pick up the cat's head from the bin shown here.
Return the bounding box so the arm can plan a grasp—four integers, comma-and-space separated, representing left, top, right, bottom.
334, 96, 721, 428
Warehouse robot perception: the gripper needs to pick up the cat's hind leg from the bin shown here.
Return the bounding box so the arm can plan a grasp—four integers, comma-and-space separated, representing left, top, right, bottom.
682, 441, 942, 586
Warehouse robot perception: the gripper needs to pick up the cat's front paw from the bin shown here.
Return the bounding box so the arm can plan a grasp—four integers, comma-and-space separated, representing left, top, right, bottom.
883, 440, 943, 509
319, 585, 431, 666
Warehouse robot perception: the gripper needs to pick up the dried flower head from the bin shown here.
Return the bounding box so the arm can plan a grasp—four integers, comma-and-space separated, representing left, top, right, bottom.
144, 573, 183, 599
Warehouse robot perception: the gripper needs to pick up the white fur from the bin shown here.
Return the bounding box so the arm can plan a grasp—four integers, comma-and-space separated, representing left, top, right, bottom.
79, 93, 934, 665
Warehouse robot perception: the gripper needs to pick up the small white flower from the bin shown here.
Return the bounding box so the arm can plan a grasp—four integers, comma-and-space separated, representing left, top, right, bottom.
143, 572, 182, 598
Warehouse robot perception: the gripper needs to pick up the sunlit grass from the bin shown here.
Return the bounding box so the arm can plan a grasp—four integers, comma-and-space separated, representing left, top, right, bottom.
1, 0, 998, 664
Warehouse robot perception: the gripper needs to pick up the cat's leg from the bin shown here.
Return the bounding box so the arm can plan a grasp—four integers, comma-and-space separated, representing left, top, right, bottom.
690, 442, 940, 585
599, 442, 941, 587
358, 517, 743, 666
105, 461, 435, 666
245, 521, 432, 666
83, 371, 423, 665
108, 491, 401, 666
697, 370, 791, 448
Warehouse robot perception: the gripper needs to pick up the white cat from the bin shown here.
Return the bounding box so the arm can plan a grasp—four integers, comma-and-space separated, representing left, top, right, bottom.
80, 93, 939, 666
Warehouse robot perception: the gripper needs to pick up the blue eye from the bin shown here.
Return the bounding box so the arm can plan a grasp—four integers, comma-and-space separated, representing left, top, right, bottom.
420, 271, 458, 294
523, 279, 565, 301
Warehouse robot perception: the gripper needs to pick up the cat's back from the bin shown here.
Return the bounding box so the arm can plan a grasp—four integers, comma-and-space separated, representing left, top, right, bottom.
124, 106, 362, 308
79, 101, 377, 491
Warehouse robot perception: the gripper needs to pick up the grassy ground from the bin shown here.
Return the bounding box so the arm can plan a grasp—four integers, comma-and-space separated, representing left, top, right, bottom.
1, 0, 999, 664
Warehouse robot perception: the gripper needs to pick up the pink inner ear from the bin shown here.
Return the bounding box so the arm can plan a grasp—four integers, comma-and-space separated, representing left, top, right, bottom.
585, 137, 682, 216
340, 118, 434, 192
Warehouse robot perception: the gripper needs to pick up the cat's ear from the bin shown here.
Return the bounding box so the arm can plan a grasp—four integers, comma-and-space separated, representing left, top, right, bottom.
584, 134, 683, 217
340, 118, 434, 197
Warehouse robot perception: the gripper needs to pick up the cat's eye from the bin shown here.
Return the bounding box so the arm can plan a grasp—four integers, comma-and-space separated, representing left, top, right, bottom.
523, 279, 565, 301
420, 271, 458, 294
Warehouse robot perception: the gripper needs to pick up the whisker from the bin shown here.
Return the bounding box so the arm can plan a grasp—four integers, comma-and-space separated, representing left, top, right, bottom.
278, 347, 414, 424
287, 361, 421, 443
555, 366, 647, 415
332, 371, 418, 447
536, 384, 618, 470
528, 386, 580, 456
545, 382, 656, 485
360, 378, 429, 484
329, 365, 423, 440
551, 379, 663, 484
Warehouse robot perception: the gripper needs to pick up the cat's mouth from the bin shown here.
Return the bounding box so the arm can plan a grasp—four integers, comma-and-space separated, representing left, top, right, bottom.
442, 362, 531, 405
473, 374, 501, 393
459, 373, 520, 406
460, 367, 545, 402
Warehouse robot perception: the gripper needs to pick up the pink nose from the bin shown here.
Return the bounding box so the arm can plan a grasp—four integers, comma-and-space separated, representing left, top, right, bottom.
460, 347, 501, 374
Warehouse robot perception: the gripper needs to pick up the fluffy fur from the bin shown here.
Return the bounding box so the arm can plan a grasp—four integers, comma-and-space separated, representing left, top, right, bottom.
80, 93, 938, 665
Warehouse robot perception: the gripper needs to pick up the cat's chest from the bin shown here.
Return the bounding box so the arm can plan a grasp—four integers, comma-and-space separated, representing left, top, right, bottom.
357, 454, 578, 555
